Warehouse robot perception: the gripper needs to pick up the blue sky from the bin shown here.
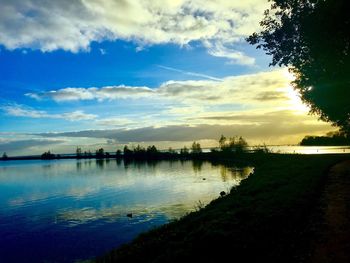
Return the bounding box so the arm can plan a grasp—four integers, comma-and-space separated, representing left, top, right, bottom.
0, 0, 334, 155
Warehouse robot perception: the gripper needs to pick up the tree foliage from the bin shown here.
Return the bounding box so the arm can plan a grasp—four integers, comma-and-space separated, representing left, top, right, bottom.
180, 146, 190, 156
247, 0, 350, 134
95, 148, 105, 158
41, 150, 56, 160
76, 147, 82, 158
300, 131, 350, 146
191, 141, 202, 154
219, 135, 248, 153
2, 152, 8, 160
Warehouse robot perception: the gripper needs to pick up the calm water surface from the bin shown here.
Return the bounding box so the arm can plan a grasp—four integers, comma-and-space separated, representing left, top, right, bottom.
267, 145, 350, 154
0, 159, 253, 263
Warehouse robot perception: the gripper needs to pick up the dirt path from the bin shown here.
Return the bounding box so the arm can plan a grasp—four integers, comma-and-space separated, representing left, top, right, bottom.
310, 160, 350, 263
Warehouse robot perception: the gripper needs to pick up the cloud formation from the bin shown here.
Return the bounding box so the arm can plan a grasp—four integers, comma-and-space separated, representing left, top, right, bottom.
36, 117, 333, 145
0, 0, 268, 63
26, 70, 289, 107
0, 139, 65, 153
2, 69, 335, 151
2, 105, 97, 121
206, 41, 256, 65
26, 86, 154, 102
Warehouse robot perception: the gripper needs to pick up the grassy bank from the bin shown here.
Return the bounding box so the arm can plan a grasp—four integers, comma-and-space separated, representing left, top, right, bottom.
96, 153, 349, 263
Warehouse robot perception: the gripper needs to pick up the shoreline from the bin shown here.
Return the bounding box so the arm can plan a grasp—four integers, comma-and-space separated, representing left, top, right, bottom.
95, 153, 350, 263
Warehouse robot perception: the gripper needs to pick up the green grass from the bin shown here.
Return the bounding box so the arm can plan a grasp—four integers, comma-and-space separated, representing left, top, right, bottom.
96, 153, 349, 263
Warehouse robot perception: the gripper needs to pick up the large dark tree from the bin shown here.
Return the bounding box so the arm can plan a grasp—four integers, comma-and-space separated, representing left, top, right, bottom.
247, 0, 350, 134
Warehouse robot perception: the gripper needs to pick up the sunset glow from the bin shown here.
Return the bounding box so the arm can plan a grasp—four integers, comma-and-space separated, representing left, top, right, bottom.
0, 0, 335, 155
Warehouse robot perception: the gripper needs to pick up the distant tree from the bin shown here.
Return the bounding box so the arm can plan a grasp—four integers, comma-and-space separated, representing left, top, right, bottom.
146, 145, 159, 159
218, 135, 248, 153
227, 137, 236, 150
300, 132, 350, 146
116, 149, 122, 158
2, 152, 8, 160
147, 145, 158, 154
95, 148, 105, 159
76, 147, 82, 158
123, 145, 133, 158
83, 150, 92, 158
247, 0, 350, 134
123, 145, 130, 153
133, 145, 147, 159
168, 147, 176, 154
134, 145, 146, 153
191, 141, 202, 154
219, 135, 227, 150
235, 136, 248, 154
41, 150, 55, 160
180, 146, 189, 156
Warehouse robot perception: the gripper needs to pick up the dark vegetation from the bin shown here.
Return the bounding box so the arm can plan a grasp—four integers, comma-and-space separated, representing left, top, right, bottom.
248, 0, 350, 134
96, 153, 349, 263
1, 135, 268, 161
40, 151, 59, 160
300, 132, 350, 146
1, 152, 8, 160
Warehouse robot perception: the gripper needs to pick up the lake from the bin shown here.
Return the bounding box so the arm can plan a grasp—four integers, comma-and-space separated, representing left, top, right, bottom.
266, 145, 350, 154
0, 159, 253, 263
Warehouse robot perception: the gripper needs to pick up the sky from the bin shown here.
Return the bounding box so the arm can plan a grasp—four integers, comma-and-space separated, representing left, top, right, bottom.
0, 0, 336, 156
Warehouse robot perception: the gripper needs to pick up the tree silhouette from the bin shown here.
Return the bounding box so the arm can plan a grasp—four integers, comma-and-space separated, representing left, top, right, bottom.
300, 132, 350, 146
116, 149, 122, 158
248, 0, 350, 134
147, 145, 158, 154
41, 150, 55, 160
76, 147, 82, 159
95, 148, 105, 159
218, 135, 248, 153
219, 135, 227, 150
191, 141, 202, 154
123, 145, 132, 158
2, 152, 8, 160
180, 146, 189, 156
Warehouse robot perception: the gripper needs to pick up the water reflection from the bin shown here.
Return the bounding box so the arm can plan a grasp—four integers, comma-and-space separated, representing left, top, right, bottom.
266, 145, 350, 154
192, 160, 203, 173
0, 159, 253, 263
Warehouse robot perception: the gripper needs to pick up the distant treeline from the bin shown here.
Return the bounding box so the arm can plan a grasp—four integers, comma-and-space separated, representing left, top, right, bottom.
1, 135, 271, 161
75, 142, 203, 161
300, 133, 350, 146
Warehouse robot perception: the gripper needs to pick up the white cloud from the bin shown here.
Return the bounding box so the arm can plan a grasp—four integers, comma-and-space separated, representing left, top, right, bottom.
11, 69, 337, 147
62, 110, 97, 121
96, 117, 136, 127
2, 105, 97, 121
22, 69, 325, 141
0, 0, 269, 64
26, 69, 291, 109
206, 41, 256, 66
26, 85, 154, 102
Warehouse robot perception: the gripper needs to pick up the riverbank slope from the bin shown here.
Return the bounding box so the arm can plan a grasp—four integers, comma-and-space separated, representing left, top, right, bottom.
96, 154, 349, 263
